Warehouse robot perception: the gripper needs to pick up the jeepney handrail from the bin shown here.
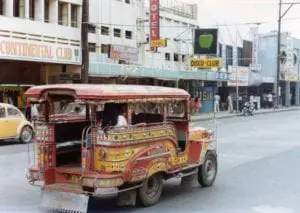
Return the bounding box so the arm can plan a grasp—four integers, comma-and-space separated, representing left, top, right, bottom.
81, 125, 92, 177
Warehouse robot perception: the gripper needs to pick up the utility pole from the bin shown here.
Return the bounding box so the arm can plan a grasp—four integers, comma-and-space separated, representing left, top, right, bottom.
81, 0, 89, 83
275, 0, 282, 108
275, 0, 300, 107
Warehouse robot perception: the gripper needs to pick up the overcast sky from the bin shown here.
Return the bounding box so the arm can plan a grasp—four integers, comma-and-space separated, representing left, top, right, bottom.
178, 0, 300, 43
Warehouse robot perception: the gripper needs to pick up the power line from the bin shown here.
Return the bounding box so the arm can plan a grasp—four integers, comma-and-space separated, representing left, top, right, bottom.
87, 17, 300, 28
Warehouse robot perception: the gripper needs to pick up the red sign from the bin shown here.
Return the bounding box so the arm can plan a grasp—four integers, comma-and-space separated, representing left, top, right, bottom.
150, 0, 160, 51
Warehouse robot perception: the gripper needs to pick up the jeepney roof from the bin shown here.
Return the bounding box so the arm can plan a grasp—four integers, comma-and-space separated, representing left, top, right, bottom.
24, 84, 190, 101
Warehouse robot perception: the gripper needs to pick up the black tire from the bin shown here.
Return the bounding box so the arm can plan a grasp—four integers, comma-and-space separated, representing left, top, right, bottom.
20, 126, 33, 144
138, 173, 163, 206
198, 151, 218, 187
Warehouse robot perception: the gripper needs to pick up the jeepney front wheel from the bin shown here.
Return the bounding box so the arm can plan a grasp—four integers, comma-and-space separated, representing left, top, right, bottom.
198, 151, 218, 187
138, 173, 163, 206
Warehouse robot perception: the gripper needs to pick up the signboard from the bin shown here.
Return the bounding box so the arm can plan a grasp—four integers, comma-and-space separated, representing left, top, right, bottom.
249, 63, 262, 72
59, 73, 81, 81
190, 58, 222, 69
251, 26, 260, 71
286, 34, 294, 73
262, 76, 275, 83
194, 29, 218, 55
281, 72, 298, 82
0, 37, 81, 65
215, 72, 230, 80
228, 66, 249, 86
150, 39, 167, 48
109, 45, 139, 62
150, 0, 160, 51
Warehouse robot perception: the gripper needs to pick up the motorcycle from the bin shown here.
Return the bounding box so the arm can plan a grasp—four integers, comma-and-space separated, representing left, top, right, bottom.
242, 102, 255, 116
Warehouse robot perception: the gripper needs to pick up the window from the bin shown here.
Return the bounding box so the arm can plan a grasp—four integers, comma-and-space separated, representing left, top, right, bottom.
58, 2, 68, 26
0, 0, 3, 15
238, 47, 243, 66
0, 108, 6, 118
182, 55, 186, 62
101, 26, 109, 35
114, 28, 121, 37
101, 44, 110, 54
14, 0, 25, 18
44, 0, 50, 22
71, 4, 78, 27
165, 53, 170, 61
88, 43, 96, 52
226, 45, 233, 68
125, 0, 130, 3
7, 108, 21, 117
88, 24, 96, 33
29, 0, 35, 20
219, 44, 222, 57
174, 53, 179, 62
125, 30, 132, 39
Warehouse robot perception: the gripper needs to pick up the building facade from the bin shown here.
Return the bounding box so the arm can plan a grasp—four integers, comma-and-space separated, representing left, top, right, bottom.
258, 31, 300, 107
0, 0, 82, 108
88, 0, 230, 112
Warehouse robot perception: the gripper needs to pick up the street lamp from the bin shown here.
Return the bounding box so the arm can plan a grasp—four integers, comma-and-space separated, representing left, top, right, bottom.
275, 0, 300, 108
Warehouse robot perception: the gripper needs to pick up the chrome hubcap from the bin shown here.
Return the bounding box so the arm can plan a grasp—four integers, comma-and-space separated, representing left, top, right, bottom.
22, 128, 32, 143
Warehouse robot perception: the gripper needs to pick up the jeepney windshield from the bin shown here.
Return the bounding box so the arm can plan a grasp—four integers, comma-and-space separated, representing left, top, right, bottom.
59, 102, 86, 115
33, 101, 88, 122
167, 101, 186, 119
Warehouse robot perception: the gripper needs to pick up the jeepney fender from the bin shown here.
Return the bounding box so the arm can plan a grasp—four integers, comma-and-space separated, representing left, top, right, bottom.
199, 139, 217, 165
124, 144, 171, 182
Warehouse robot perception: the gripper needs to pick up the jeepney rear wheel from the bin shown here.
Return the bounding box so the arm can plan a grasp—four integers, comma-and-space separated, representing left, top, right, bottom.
138, 173, 163, 206
198, 151, 218, 187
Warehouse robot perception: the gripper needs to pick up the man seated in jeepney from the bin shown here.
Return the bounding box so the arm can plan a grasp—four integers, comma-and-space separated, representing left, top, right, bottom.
115, 105, 128, 127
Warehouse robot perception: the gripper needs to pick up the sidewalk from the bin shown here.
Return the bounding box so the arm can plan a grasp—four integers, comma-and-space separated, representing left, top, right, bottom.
191, 106, 300, 122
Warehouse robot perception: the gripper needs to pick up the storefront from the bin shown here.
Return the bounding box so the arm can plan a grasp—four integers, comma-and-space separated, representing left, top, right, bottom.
0, 36, 82, 108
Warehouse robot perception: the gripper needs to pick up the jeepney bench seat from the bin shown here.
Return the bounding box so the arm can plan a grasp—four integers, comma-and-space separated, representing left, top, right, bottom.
54, 121, 89, 167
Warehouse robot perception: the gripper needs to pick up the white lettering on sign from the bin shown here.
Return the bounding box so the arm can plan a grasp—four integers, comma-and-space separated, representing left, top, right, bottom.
150, 0, 160, 51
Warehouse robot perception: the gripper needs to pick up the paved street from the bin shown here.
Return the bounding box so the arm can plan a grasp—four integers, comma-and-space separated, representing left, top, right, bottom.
1, 111, 300, 213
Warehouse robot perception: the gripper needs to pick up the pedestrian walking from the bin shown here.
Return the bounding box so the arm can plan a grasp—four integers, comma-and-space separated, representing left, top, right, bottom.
195, 97, 201, 113
267, 92, 273, 108
214, 93, 220, 112
227, 94, 233, 113
25, 101, 32, 121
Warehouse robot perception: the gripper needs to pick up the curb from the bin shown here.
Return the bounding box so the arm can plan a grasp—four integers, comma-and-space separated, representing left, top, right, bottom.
191, 107, 300, 122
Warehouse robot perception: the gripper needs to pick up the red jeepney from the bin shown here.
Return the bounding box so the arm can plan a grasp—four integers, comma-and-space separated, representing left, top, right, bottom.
25, 84, 217, 213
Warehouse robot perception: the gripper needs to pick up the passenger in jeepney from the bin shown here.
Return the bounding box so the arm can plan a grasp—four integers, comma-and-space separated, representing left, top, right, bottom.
116, 104, 128, 127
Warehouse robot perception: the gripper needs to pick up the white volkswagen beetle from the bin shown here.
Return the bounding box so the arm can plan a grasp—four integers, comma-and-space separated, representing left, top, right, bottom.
0, 103, 33, 143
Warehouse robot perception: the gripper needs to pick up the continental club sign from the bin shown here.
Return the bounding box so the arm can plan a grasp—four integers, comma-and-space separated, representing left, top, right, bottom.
0, 38, 81, 64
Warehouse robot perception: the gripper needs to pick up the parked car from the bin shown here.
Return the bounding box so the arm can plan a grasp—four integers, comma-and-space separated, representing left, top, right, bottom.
0, 103, 33, 143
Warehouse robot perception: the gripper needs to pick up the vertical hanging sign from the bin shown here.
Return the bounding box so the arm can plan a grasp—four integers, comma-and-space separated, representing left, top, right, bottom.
150, 0, 160, 52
